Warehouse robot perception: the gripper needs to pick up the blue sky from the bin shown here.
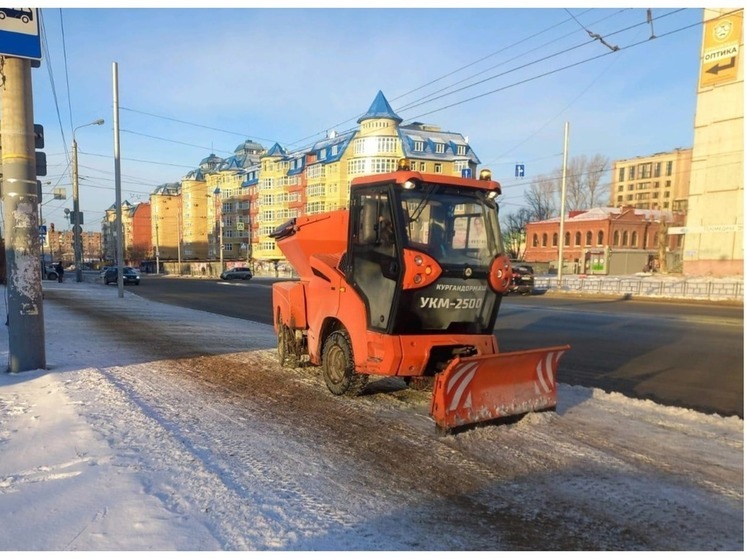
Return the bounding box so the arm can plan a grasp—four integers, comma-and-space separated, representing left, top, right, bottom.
27, 6, 707, 231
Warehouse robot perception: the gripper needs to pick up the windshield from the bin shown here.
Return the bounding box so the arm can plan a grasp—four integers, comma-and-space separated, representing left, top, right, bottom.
398, 184, 503, 267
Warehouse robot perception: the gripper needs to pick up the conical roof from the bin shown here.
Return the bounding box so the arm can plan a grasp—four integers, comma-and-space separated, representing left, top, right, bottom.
357, 90, 402, 124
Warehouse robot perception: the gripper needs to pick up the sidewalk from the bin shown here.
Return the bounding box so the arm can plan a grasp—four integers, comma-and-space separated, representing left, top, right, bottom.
0, 282, 263, 550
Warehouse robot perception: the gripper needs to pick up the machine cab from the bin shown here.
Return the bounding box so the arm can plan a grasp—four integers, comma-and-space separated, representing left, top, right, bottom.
346, 170, 507, 336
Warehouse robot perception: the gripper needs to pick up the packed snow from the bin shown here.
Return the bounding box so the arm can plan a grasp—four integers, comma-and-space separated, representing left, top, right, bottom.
0, 280, 742, 552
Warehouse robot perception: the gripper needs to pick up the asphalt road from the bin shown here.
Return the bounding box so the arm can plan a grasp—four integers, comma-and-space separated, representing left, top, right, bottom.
117, 274, 744, 418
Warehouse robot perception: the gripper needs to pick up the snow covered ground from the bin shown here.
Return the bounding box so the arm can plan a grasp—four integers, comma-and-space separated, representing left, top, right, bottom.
0, 281, 742, 551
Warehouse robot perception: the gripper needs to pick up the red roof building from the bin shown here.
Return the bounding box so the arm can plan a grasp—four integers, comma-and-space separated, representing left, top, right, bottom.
524, 206, 685, 275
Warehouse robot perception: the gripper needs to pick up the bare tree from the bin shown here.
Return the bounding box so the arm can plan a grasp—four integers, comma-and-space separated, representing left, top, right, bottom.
501, 207, 532, 259
585, 153, 610, 208
524, 174, 558, 221
523, 154, 611, 216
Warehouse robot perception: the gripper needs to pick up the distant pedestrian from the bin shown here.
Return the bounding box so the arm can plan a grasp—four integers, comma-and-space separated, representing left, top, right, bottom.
55, 261, 64, 283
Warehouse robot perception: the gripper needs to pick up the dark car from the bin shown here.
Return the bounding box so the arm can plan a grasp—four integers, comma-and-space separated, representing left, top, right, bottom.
509, 263, 534, 295
220, 266, 253, 281
103, 266, 140, 285
43, 265, 59, 281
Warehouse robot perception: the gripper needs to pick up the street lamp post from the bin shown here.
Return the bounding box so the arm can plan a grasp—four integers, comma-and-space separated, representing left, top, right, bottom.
72, 118, 104, 282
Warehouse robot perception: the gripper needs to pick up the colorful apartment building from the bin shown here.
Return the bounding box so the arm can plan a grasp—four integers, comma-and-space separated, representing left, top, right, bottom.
131, 92, 483, 271
250, 91, 481, 265
150, 182, 181, 261
129, 202, 151, 263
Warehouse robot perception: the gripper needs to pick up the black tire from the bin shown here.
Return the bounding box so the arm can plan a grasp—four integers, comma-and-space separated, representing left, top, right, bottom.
321, 330, 367, 396
277, 323, 299, 368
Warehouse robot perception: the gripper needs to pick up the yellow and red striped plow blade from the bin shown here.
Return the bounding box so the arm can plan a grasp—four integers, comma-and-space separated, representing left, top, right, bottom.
430, 345, 570, 431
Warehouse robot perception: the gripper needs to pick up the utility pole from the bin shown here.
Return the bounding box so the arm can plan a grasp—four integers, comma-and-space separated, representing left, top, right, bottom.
557, 121, 569, 285
72, 119, 103, 282
113, 62, 123, 298
177, 211, 182, 273
0, 56, 46, 371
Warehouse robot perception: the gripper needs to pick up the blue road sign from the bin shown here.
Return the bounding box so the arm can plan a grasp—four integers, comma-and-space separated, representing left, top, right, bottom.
0, 8, 41, 60
515, 164, 525, 178
461, 168, 472, 179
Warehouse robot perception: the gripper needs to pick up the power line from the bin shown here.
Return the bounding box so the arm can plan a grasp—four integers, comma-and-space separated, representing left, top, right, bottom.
119, 106, 285, 147
403, 14, 701, 123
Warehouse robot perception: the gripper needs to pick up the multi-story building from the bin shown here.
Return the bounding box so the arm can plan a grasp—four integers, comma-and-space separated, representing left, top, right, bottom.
129, 202, 151, 264
251, 91, 481, 266
207, 140, 264, 263
122, 93, 480, 272
45, 228, 102, 265
524, 206, 686, 274
611, 148, 692, 211
681, 8, 743, 276
101, 200, 134, 264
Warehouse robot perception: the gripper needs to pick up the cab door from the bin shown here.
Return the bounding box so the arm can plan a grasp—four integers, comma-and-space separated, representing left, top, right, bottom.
347, 188, 401, 332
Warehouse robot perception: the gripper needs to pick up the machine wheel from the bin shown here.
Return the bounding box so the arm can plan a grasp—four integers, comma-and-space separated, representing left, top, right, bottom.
277, 323, 299, 368
322, 330, 367, 396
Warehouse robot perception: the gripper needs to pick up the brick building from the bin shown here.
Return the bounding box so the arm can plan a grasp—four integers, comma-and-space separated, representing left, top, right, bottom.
524, 206, 685, 275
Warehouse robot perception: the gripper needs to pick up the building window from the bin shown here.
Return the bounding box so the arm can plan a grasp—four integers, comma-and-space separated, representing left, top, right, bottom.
653, 232, 659, 246
435, 163, 442, 173
654, 162, 661, 177
640, 163, 652, 179
629, 166, 636, 180
413, 140, 424, 151
618, 167, 625, 182
617, 184, 624, 192
631, 231, 638, 247
456, 145, 466, 156
613, 231, 620, 246
666, 161, 673, 176
435, 143, 445, 154
552, 233, 558, 247
564, 232, 570, 246
622, 231, 629, 246
542, 233, 548, 247
532, 233, 539, 247
575, 231, 581, 246
419, 162, 426, 172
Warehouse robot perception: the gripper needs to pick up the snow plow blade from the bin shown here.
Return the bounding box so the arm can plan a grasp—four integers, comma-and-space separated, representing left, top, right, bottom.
430, 345, 570, 431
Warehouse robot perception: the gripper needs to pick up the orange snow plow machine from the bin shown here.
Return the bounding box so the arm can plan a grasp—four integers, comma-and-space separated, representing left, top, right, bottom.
271, 161, 569, 432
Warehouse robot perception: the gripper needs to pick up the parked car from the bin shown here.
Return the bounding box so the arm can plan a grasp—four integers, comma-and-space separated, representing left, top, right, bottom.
43, 265, 59, 281
509, 263, 534, 295
103, 266, 140, 285
219, 267, 253, 281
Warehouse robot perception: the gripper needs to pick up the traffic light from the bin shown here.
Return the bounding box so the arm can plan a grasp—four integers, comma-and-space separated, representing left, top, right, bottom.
34, 124, 43, 148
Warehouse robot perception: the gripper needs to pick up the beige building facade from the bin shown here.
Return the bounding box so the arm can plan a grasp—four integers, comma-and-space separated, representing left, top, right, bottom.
611, 148, 692, 211
678, 8, 743, 276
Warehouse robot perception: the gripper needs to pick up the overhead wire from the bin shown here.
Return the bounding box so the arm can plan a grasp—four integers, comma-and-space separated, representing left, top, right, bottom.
40, 8, 709, 226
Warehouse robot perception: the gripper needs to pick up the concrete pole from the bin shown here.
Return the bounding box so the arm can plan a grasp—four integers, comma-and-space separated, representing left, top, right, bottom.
113, 62, 123, 297
0, 56, 46, 372
72, 137, 82, 282
177, 211, 182, 273
557, 121, 569, 285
